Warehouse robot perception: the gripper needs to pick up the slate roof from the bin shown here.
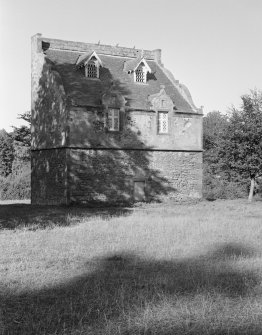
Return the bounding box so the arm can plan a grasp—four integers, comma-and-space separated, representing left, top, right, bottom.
44, 47, 199, 113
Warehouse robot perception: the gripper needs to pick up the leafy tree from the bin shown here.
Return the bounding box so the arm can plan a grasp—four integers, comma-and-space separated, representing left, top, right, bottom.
203, 111, 228, 151
0, 112, 31, 200
11, 111, 31, 176
0, 129, 14, 177
203, 111, 228, 175
12, 111, 31, 147
221, 89, 262, 201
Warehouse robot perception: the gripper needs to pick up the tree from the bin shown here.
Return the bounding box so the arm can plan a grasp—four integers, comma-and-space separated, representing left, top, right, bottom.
12, 111, 31, 147
221, 89, 262, 202
202, 111, 236, 200
203, 111, 228, 151
0, 112, 31, 200
11, 111, 31, 176
203, 111, 228, 175
0, 129, 14, 177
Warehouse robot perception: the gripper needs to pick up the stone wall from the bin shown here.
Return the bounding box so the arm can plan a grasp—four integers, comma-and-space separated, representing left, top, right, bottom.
68, 108, 202, 151
31, 34, 68, 150
68, 148, 202, 204
31, 149, 67, 205
150, 151, 203, 200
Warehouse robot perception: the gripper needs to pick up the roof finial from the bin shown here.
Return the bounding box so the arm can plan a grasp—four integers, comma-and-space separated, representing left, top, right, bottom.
141, 49, 144, 57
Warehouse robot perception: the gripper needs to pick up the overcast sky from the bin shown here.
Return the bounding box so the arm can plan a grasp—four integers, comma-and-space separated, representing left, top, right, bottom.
0, 0, 262, 131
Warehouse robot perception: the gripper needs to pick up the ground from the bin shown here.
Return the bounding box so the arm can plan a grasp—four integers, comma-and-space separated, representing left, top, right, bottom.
1, 199, 262, 334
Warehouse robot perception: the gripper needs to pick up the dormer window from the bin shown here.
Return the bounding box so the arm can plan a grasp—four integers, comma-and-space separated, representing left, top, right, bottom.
85, 58, 99, 78
76, 51, 103, 79
135, 63, 147, 83
124, 56, 151, 84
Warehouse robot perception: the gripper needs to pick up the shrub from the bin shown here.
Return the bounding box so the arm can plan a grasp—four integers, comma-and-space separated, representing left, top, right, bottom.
0, 169, 30, 200
203, 173, 248, 201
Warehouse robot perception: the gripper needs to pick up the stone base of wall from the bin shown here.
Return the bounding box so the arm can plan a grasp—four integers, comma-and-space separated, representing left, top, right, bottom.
68, 149, 202, 204
31, 148, 202, 205
31, 149, 67, 205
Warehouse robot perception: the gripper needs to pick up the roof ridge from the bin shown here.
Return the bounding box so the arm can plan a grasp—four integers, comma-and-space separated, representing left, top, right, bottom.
38, 35, 157, 60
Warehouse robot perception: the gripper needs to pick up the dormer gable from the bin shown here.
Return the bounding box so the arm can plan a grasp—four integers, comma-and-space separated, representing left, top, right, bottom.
124, 55, 152, 83
148, 85, 174, 111
76, 51, 103, 78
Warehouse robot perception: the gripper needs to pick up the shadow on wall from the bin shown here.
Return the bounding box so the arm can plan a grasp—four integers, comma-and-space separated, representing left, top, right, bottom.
2, 243, 260, 334
31, 58, 177, 204
69, 148, 176, 204
31, 58, 68, 149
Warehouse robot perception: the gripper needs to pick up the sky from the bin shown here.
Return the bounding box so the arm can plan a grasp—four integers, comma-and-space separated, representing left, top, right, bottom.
0, 0, 262, 131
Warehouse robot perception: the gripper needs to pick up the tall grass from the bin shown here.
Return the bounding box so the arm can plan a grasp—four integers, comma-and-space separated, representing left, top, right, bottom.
1, 199, 262, 334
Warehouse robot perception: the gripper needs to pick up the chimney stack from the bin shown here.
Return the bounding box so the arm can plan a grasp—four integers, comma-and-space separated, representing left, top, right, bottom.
153, 49, 162, 65
31, 33, 42, 53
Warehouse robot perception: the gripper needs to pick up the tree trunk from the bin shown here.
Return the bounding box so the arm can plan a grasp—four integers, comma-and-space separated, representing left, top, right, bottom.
248, 177, 255, 202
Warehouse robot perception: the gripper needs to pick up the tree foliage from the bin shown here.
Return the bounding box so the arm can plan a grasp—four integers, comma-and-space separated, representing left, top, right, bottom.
0, 112, 31, 200
202, 111, 243, 200
203, 111, 228, 151
0, 129, 14, 177
12, 111, 31, 147
203, 111, 228, 176
220, 89, 262, 201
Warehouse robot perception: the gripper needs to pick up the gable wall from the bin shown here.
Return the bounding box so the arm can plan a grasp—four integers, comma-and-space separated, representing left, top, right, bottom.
31, 35, 68, 150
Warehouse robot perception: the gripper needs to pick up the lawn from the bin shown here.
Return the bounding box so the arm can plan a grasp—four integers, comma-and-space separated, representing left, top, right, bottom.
1, 199, 262, 334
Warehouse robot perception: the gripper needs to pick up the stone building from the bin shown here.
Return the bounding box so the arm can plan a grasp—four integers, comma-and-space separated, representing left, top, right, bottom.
31, 34, 203, 205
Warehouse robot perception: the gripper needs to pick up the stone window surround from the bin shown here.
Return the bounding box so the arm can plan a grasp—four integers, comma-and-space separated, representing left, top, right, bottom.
107, 108, 120, 131
157, 110, 169, 134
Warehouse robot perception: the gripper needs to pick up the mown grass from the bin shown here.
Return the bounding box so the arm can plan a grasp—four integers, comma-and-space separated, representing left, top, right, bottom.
1, 199, 262, 334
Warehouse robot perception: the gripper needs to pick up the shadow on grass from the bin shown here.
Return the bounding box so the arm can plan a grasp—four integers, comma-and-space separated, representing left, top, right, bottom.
0, 203, 133, 230
2, 243, 261, 335
123, 325, 262, 335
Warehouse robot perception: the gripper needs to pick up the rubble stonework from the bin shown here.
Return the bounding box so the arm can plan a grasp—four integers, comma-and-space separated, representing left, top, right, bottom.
31, 34, 203, 205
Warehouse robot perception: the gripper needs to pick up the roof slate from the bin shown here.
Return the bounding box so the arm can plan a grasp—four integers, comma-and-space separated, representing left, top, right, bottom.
44, 48, 197, 113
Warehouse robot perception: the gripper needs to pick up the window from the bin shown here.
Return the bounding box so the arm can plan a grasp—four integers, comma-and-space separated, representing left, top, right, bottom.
125, 57, 151, 83
135, 63, 146, 83
85, 57, 99, 78
108, 109, 120, 131
158, 112, 168, 134
76, 51, 103, 78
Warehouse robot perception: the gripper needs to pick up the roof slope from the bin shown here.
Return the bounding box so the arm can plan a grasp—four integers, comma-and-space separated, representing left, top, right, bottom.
44, 47, 199, 113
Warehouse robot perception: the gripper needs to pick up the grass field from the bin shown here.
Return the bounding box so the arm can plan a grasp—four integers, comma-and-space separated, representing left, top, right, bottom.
1, 199, 262, 334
